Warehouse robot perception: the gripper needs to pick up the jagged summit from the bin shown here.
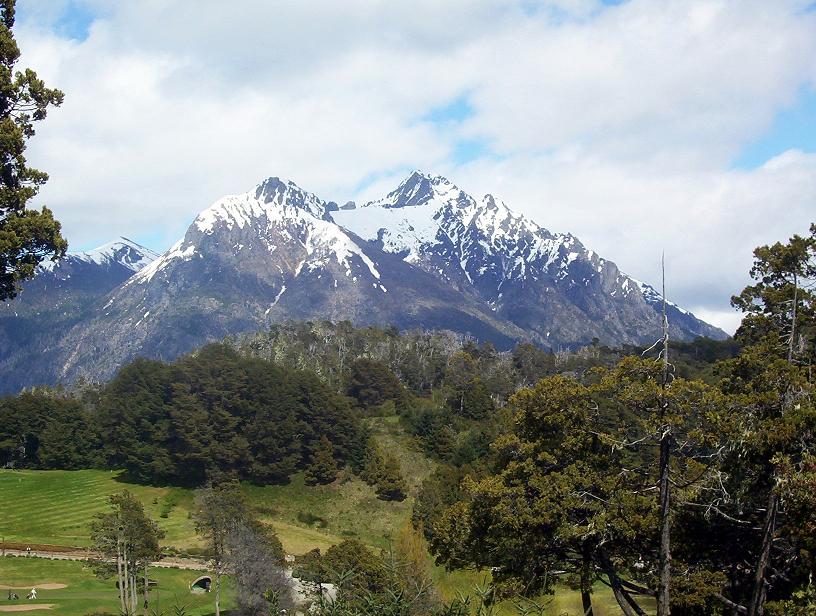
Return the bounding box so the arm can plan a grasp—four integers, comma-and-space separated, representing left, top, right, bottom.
365, 171, 467, 210
194, 178, 326, 235
0, 170, 727, 393
253, 176, 327, 217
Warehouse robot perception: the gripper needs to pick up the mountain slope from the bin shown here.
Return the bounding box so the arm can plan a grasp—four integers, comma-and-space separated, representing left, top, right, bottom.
332, 172, 725, 347
53, 179, 524, 383
0, 239, 158, 393
1, 173, 726, 391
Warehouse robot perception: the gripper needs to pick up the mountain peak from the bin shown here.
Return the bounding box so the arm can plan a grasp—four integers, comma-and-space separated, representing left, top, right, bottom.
194, 177, 327, 235
368, 170, 467, 210
254, 176, 325, 214
83, 238, 160, 272
38, 237, 159, 273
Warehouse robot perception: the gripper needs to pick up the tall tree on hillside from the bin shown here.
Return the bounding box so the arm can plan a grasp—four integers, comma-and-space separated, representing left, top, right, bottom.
429, 364, 734, 616
715, 225, 816, 615
0, 0, 66, 300
731, 224, 816, 361
193, 480, 248, 616
346, 358, 404, 409
305, 435, 339, 485
90, 490, 164, 616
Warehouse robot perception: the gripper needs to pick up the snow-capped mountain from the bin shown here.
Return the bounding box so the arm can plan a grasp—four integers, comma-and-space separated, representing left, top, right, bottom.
332, 171, 723, 344
0, 173, 726, 391
38, 237, 159, 276
0, 238, 158, 393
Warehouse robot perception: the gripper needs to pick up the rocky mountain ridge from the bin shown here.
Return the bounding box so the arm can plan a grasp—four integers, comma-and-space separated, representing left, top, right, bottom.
0, 172, 726, 392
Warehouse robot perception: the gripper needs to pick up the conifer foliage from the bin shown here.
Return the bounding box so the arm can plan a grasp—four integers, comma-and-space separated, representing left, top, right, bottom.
305, 435, 339, 485
0, 0, 67, 300
360, 439, 408, 502
99, 344, 363, 486
422, 223, 816, 616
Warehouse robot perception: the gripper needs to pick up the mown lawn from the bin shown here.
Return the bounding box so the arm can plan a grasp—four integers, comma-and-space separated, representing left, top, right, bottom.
0, 555, 233, 615
0, 415, 647, 614
0, 469, 198, 549
0, 416, 430, 555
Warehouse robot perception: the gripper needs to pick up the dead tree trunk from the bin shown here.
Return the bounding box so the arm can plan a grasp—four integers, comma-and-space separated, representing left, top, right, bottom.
748, 492, 778, 616
657, 259, 672, 616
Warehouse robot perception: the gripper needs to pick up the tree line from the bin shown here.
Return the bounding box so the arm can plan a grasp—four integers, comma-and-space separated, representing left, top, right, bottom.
0, 344, 365, 487
416, 224, 816, 616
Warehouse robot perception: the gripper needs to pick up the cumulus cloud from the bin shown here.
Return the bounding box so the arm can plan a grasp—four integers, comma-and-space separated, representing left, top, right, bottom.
14, 0, 816, 333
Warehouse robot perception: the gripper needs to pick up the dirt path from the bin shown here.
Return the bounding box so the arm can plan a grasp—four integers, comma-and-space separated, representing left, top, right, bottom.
0, 585, 66, 591
2, 549, 208, 571
0, 606, 54, 612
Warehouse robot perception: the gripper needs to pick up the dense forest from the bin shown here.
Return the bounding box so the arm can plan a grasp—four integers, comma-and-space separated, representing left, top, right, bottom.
1, 226, 813, 615
0, 319, 737, 485
0, 345, 363, 486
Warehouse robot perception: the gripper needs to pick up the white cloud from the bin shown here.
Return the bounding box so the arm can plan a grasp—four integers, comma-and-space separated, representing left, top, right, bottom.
14, 0, 816, 334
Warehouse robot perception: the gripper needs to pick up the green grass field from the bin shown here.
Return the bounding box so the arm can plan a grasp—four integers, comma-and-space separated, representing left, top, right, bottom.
0, 469, 198, 549
0, 555, 233, 615
0, 416, 641, 614
0, 417, 428, 554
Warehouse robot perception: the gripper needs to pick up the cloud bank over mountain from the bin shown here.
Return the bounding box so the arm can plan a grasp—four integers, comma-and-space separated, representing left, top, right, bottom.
15, 0, 816, 333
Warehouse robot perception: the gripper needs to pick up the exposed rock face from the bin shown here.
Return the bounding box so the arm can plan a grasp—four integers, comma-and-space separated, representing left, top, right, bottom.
0, 173, 725, 392
0, 239, 159, 393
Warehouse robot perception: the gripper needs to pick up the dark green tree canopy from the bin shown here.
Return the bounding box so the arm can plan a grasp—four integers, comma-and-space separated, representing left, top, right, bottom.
0, 0, 66, 300
346, 357, 404, 409
99, 344, 364, 486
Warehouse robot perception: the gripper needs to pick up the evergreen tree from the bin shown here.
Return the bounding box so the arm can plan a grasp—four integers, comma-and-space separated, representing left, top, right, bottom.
346, 358, 404, 409
305, 436, 339, 485
713, 224, 816, 615
457, 377, 494, 420
360, 438, 385, 485
0, 0, 66, 300
0, 391, 101, 469
429, 367, 734, 614
375, 452, 408, 502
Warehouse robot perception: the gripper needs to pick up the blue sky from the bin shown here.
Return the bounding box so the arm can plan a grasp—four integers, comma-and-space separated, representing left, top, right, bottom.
16, 0, 816, 333
731, 86, 816, 169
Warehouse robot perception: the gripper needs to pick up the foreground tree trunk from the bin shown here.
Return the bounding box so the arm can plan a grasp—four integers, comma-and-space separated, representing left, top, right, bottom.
130, 572, 137, 615
116, 532, 126, 615
122, 540, 130, 615
581, 548, 594, 616
657, 434, 672, 616
657, 275, 672, 616
600, 550, 647, 616
143, 563, 149, 616
215, 565, 221, 616
748, 493, 778, 616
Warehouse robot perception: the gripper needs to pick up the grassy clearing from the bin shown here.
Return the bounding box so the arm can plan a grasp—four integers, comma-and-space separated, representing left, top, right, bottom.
0, 555, 232, 616
0, 417, 644, 613
244, 415, 436, 554
0, 469, 197, 549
